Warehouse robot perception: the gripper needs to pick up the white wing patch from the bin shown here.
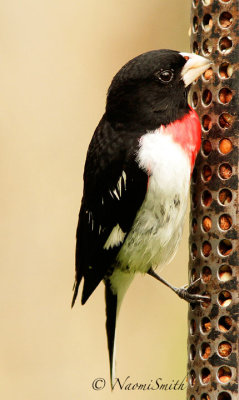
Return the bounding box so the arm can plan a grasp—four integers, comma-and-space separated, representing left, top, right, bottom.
104, 224, 126, 250
117, 170, 126, 197
110, 189, 120, 200
109, 171, 127, 201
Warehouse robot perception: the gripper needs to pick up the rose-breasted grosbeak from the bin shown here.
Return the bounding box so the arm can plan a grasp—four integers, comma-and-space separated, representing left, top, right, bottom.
72, 49, 211, 388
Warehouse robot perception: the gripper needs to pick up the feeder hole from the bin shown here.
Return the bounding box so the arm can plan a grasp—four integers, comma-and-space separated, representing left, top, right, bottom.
192, 243, 198, 259
202, 241, 211, 257
190, 344, 196, 361
193, 16, 199, 33
219, 37, 232, 54
202, 115, 212, 131
192, 218, 198, 234
217, 366, 232, 383
201, 317, 211, 333
218, 342, 232, 358
218, 290, 232, 307
219, 138, 232, 154
219, 62, 233, 79
219, 163, 232, 180
201, 367, 211, 384
219, 214, 232, 231
202, 165, 212, 182
202, 140, 212, 156
201, 292, 211, 308
203, 14, 213, 32
218, 265, 232, 282
219, 12, 233, 28
218, 392, 231, 400
202, 216, 212, 232
192, 91, 198, 107
190, 369, 196, 386
202, 89, 212, 106
202, 266, 212, 282
202, 190, 212, 207
204, 67, 213, 80
190, 319, 196, 335
219, 88, 232, 104
191, 268, 197, 282
218, 189, 232, 205
219, 239, 232, 256
201, 343, 211, 359
201, 393, 210, 400
219, 113, 233, 128
218, 316, 232, 332
193, 41, 199, 54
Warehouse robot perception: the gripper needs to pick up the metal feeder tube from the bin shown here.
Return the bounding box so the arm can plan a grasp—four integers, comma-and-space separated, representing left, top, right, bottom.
188, 1, 239, 400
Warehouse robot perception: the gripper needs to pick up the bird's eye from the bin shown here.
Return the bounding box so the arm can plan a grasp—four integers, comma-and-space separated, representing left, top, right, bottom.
155, 70, 174, 83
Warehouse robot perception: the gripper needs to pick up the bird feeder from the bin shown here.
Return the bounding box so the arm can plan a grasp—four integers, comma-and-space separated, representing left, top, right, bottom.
188, 0, 239, 399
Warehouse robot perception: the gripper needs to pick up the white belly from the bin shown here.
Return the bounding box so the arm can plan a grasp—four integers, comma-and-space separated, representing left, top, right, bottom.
117, 128, 191, 273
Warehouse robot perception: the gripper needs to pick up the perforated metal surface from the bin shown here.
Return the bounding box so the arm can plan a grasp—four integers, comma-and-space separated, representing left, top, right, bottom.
188, 1, 239, 400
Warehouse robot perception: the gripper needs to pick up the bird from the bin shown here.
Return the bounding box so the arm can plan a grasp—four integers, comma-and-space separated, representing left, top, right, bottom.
71, 49, 211, 389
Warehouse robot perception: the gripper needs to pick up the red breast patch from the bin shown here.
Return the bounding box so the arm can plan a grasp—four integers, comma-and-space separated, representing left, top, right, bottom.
161, 107, 201, 173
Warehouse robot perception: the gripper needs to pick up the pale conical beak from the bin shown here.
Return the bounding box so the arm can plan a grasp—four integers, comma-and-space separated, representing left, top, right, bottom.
180, 52, 212, 87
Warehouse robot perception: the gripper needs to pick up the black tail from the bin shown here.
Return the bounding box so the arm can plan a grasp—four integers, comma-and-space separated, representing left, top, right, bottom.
105, 279, 118, 390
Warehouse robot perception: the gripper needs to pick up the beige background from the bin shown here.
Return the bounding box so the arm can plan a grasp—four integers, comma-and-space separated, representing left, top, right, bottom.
0, 1, 192, 399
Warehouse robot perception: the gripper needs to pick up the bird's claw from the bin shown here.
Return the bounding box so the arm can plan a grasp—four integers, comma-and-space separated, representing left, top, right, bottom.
175, 279, 210, 304
176, 289, 210, 303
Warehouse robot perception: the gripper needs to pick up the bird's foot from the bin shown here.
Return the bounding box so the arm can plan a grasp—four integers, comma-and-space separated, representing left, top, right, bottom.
175, 278, 210, 304
147, 269, 210, 304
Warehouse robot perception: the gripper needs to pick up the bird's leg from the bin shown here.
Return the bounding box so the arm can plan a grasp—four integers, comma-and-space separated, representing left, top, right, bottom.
147, 268, 210, 304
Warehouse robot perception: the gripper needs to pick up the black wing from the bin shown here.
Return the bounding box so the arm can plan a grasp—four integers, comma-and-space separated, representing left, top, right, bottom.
72, 116, 148, 306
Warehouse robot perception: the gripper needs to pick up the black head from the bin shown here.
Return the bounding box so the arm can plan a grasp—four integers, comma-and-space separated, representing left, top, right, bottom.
105, 49, 208, 131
